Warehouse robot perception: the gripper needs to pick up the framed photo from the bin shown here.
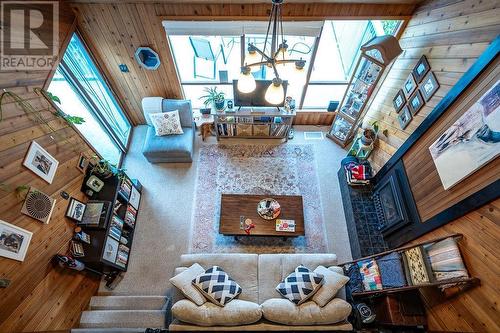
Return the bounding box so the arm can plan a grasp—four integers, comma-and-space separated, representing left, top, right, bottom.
392, 89, 406, 113
429, 80, 499, 190
0, 220, 33, 262
398, 105, 412, 130
65, 198, 87, 222
420, 71, 440, 102
412, 55, 430, 83
408, 90, 425, 115
23, 141, 59, 184
403, 73, 417, 98
77, 153, 89, 173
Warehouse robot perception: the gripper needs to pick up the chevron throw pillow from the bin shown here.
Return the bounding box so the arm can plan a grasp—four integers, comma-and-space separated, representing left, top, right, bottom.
276, 265, 324, 305
192, 266, 242, 307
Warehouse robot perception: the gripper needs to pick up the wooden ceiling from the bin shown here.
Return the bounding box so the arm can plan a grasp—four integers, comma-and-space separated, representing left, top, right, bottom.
69, 0, 423, 4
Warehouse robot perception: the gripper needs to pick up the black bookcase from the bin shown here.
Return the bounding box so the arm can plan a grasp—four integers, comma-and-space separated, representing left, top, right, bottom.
79, 170, 141, 274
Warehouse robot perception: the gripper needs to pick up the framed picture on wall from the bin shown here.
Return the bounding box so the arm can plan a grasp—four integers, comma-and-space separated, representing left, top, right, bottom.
429, 80, 500, 190
0, 220, 33, 262
412, 55, 431, 83
420, 71, 440, 102
403, 73, 417, 98
393, 89, 406, 113
398, 105, 412, 130
23, 141, 59, 184
408, 90, 425, 115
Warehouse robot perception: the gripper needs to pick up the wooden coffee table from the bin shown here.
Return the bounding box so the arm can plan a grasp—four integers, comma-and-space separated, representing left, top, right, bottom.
219, 194, 304, 238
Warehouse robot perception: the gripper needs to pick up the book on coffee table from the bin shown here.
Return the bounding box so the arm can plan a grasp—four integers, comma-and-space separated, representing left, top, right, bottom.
276, 219, 296, 232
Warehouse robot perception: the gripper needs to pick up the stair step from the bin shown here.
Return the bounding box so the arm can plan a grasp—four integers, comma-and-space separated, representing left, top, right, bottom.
72, 328, 147, 333
90, 295, 167, 310
79, 310, 166, 329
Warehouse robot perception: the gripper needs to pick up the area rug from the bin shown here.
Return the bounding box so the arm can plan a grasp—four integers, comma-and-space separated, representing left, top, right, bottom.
189, 144, 327, 253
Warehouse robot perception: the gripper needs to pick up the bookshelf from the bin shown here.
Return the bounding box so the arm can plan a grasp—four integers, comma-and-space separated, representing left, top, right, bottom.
213, 108, 295, 141
79, 170, 141, 273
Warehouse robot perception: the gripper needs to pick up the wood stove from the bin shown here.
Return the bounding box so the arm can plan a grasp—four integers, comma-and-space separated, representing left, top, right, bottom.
373, 160, 420, 237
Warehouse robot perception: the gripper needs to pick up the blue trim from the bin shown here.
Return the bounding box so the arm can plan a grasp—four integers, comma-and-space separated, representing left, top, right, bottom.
375, 35, 500, 181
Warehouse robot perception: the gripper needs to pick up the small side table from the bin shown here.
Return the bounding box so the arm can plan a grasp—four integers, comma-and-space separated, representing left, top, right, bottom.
193, 112, 214, 141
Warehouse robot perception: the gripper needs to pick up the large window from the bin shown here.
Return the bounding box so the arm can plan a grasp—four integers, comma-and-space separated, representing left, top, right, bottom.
49, 33, 131, 165
167, 20, 401, 110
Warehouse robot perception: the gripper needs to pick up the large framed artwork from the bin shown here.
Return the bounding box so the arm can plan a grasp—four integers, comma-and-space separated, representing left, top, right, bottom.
429, 80, 500, 190
0, 220, 33, 262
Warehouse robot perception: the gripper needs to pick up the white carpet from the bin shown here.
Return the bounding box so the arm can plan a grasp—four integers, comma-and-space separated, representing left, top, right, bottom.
99, 125, 352, 296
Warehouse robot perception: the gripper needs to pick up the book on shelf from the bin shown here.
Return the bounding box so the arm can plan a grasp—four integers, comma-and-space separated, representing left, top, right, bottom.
124, 205, 137, 228
118, 178, 132, 200
236, 116, 253, 123
270, 124, 288, 137
115, 244, 130, 267
109, 215, 124, 241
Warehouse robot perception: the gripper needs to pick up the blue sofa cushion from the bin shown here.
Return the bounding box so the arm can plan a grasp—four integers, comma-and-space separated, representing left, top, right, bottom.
143, 126, 194, 161
162, 99, 193, 127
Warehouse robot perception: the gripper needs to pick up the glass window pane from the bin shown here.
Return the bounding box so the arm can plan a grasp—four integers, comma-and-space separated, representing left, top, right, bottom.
48, 69, 122, 164
63, 34, 131, 147
302, 85, 347, 109
245, 34, 315, 103
183, 85, 234, 110
310, 20, 401, 83
169, 35, 241, 83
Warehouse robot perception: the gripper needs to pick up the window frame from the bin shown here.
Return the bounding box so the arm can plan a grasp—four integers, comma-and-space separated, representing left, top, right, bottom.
168, 20, 404, 111
54, 30, 133, 166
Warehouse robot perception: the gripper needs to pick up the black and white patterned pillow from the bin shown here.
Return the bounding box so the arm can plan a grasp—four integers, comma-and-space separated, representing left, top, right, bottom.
276, 265, 324, 305
192, 266, 242, 307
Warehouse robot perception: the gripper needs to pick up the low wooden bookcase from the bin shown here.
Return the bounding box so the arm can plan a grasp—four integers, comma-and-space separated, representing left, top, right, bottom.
213, 108, 295, 141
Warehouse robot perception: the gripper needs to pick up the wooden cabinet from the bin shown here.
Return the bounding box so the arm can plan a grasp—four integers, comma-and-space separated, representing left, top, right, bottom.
328, 35, 402, 147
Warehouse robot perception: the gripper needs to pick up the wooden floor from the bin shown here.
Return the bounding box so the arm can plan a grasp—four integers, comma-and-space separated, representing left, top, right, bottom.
0, 268, 99, 332
409, 198, 500, 332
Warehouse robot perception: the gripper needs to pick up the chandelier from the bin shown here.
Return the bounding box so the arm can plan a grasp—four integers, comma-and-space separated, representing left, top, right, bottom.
237, 0, 306, 105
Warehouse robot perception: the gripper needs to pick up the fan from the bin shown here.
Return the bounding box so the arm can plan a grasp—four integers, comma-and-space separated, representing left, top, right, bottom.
21, 187, 56, 224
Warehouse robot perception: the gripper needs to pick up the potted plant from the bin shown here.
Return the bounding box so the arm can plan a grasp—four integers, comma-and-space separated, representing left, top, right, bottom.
199, 87, 225, 111
89, 156, 126, 180
360, 121, 384, 145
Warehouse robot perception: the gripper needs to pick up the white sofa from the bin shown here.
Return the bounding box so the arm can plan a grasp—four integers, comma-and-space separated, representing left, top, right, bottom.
169, 253, 353, 331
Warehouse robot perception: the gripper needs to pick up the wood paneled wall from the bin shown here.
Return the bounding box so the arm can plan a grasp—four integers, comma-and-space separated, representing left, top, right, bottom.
363, 0, 500, 172
0, 2, 100, 332
403, 56, 499, 221
408, 199, 500, 332
71, 2, 416, 125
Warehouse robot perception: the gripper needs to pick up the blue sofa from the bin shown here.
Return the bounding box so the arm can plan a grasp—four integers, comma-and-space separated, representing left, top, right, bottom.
142, 97, 195, 163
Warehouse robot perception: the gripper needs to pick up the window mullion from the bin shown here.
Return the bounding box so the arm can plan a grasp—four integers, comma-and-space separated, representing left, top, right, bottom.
299, 27, 323, 109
